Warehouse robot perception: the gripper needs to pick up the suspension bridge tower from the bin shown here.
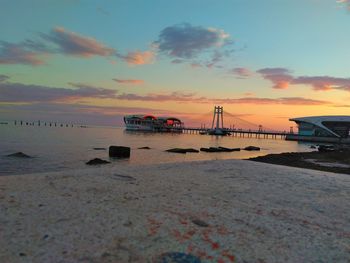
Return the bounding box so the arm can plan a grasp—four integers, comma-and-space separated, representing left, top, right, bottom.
208, 106, 229, 135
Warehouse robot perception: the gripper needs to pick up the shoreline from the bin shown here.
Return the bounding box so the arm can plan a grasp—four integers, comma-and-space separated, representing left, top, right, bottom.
1, 159, 349, 262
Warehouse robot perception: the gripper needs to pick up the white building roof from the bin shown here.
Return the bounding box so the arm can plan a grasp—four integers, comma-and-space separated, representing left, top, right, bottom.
290, 115, 350, 137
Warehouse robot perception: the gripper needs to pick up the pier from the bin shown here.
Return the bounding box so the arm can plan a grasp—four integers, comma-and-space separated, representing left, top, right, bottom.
179, 106, 292, 139
179, 127, 289, 139
10, 106, 293, 140
12, 120, 82, 128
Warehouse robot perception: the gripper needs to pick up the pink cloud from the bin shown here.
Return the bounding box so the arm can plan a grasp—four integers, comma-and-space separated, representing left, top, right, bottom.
257, 68, 294, 89
0, 42, 46, 65
115, 91, 330, 106
1, 27, 158, 66
0, 81, 118, 103
231, 67, 253, 78
257, 67, 350, 91
292, 76, 350, 91
122, 50, 154, 65
117, 91, 198, 102
41, 27, 115, 57
113, 78, 144, 85
0, 77, 332, 107
213, 97, 329, 105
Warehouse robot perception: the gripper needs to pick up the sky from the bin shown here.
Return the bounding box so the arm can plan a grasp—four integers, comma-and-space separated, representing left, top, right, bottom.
1, 0, 350, 130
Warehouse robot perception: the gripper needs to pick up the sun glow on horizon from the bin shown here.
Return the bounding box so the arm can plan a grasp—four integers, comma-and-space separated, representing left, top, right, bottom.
1, 0, 350, 129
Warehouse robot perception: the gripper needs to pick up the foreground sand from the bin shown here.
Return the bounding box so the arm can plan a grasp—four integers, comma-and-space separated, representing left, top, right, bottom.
0, 160, 349, 263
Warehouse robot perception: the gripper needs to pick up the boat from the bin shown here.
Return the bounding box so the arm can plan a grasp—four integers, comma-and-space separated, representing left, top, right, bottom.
123, 115, 184, 132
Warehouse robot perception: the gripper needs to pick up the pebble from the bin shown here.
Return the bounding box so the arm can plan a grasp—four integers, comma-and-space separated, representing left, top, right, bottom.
155, 252, 201, 263
191, 218, 209, 227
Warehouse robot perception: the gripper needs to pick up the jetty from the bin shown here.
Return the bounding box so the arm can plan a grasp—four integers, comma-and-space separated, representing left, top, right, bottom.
12, 120, 84, 128
179, 106, 291, 139
181, 127, 288, 139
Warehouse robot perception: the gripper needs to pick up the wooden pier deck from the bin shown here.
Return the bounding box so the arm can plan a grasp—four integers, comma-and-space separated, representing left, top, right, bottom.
179, 127, 290, 139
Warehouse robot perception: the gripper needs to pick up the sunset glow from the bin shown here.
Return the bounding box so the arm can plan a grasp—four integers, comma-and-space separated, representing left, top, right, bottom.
1, 0, 350, 130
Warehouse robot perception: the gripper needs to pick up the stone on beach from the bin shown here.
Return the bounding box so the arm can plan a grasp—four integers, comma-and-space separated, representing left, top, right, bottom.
230, 148, 241, 151
166, 148, 187, 154
109, 146, 131, 158
244, 146, 260, 151
191, 218, 209, 227
310, 145, 317, 149
93, 147, 106, 150
112, 174, 136, 181
318, 145, 335, 152
138, 146, 151, 149
85, 158, 110, 165
183, 148, 200, 153
218, 146, 240, 152
166, 148, 199, 153
200, 147, 240, 152
6, 152, 32, 158
155, 252, 202, 263
200, 147, 218, 152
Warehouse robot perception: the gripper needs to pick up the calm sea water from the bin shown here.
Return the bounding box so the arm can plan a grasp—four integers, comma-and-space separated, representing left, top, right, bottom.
0, 124, 313, 175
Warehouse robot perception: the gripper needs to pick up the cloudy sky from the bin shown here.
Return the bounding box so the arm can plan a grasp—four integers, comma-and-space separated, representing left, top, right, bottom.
1, 0, 350, 129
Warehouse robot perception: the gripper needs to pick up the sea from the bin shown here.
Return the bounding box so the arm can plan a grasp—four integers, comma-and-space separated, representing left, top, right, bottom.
0, 123, 314, 176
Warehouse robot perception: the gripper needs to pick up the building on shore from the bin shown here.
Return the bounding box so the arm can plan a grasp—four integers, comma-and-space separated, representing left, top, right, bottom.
286, 116, 350, 143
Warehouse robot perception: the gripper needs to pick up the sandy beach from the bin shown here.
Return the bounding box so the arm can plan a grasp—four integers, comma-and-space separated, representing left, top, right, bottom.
1, 159, 349, 263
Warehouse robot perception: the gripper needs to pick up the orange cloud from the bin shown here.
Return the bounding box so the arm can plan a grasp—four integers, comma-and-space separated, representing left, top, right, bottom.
115, 91, 330, 106
257, 68, 294, 89
275, 81, 290, 89
257, 67, 350, 91
292, 76, 350, 91
41, 27, 115, 57
0, 42, 47, 65
113, 78, 144, 85
123, 50, 154, 65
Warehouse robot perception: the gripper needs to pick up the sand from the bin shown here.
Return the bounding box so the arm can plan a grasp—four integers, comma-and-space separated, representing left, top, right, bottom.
0, 159, 349, 263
